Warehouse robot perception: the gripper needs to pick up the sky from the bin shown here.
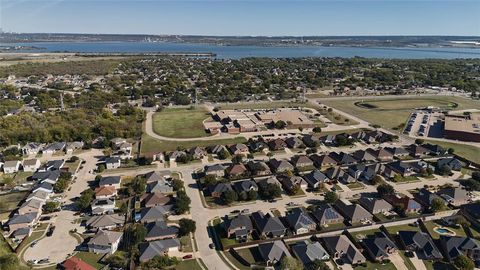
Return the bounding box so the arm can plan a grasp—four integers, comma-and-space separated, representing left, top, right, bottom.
0, 0, 479, 36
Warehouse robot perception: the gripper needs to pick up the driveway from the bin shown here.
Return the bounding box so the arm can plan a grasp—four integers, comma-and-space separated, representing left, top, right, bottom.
409, 253, 427, 270
390, 253, 409, 270
23, 149, 102, 265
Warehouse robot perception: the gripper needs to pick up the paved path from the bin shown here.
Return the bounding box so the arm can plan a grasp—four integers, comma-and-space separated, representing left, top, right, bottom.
390, 253, 409, 270
23, 149, 102, 264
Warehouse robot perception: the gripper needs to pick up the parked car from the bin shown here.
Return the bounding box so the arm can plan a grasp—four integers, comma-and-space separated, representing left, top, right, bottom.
46, 226, 56, 237
183, 254, 193, 259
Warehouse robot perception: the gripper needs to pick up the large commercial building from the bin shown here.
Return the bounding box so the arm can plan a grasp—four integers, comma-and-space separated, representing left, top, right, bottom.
444, 112, 480, 142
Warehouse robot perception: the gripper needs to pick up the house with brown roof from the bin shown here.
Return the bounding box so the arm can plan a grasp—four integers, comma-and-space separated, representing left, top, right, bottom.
407, 144, 431, 157
95, 186, 117, 199
229, 143, 250, 156
268, 138, 287, 151
141, 193, 173, 208
368, 148, 394, 162
22, 159, 41, 172
226, 163, 248, 178
352, 150, 377, 162
383, 194, 423, 214
246, 161, 272, 176
310, 154, 338, 168
268, 159, 294, 173
290, 155, 314, 170
285, 137, 305, 149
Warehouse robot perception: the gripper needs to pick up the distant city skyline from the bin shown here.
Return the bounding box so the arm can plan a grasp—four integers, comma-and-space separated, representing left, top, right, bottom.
0, 0, 479, 36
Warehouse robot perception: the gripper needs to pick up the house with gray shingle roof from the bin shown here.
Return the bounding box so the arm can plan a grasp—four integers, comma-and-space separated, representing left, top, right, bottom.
233, 180, 258, 193
138, 239, 180, 262
258, 240, 291, 265
310, 154, 338, 168
303, 169, 329, 189
6, 212, 38, 231
322, 235, 366, 265
86, 214, 125, 230
437, 187, 469, 207
437, 158, 463, 171
205, 164, 226, 178
285, 137, 305, 149
440, 236, 480, 262
292, 241, 330, 266
290, 155, 314, 169
99, 176, 121, 189
2, 160, 21, 174
138, 205, 173, 223
362, 232, 398, 261
145, 221, 179, 241
312, 204, 345, 226
87, 230, 123, 254
286, 208, 316, 234
335, 199, 373, 224
208, 182, 233, 198
246, 161, 271, 176
398, 231, 443, 260
268, 159, 294, 173
251, 211, 286, 238
224, 214, 253, 241
358, 197, 393, 214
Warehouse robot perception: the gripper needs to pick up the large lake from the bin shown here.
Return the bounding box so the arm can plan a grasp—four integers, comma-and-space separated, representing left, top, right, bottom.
4, 41, 480, 59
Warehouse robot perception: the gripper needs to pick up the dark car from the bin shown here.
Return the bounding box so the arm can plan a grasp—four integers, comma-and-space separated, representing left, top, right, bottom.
46, 226, 56, 237
182, 254, 193, 259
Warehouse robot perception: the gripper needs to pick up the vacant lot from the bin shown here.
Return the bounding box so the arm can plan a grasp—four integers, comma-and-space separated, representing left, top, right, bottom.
141, 133, 247, 153
322, 96, 480, 130
152, 107, 212, 138
0, 191, 28, 214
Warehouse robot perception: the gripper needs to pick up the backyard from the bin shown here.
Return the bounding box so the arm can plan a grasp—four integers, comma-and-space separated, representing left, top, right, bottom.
152, 107, 212, 138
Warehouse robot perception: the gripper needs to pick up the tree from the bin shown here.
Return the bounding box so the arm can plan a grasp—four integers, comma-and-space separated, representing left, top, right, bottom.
247, 189, 258, 201
313, 126, 322, 133
377, 183, 395, 197
119, 202, 128, 214
2, 177, 15, 189
127, 176, 146, 196
175, 190, 191, 214
280, 257, 303, 270
127, 223, 147, 245
141, 255, 179, 269
306, 259, 330, 270
172, 179, 184, 191
324, 191, 338, 204
471, 171, 480, 181
259, 183, 282, 199
415, 138, 424, 145
43, 201, 59, 213
97, 164, 106, 172
54, 178, 69, 193
431, 197, 446, 212
105, 253, 126, 268
217, 149, 231, 160
438, 165, 452, 176
275, 120, 287, 129
371, 175, 383, 185
222, 190, 238, 205
0, 254, 20, 270
231, 155, 243, 164
178, 218, 196, 236
453, 255, 475, 270
76, 188, 94, 212
203, 175, 218, 186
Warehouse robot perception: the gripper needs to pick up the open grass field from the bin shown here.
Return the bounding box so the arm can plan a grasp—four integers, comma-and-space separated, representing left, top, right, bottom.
217, 100, 309, 110
0, 191, 28, 214
152, 107, 212, 138
424, 140, 480, 164
141, 133, 247, 153
321, 96, 480, 130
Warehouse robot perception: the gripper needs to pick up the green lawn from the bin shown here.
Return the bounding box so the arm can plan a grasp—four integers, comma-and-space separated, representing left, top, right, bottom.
0, 191, 28, 214
141, 133, 247, 153
351, 228, 381, 240
354, 261, 397, 270
423, 220, 468, 239
73, 251, 105, 269
180, 235, 193, 253
175, 259, 204, 270
425, 140, 480, 164
64, 160, 81, 173
424, 260, 456, 270
346, 182, 365, 190
152, 107, 212, 138
322, 96, 480, 130
386, 223, 421, 235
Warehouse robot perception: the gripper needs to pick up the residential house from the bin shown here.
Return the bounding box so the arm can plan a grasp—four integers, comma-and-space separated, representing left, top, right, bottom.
22, 159, 41, 172
324, 166, 346, 181
286, 208, 316, 234
335, 199, 373, 224
340, 173, 357, 184
407, 144, 431, 157
147, 180, 173, 194
3, 160, 21, 174
38, 159, 65, 172
87, 230, 123, 254
110, 138, 127, 149
18, 198, 44, 215
268, 159, 294, 173
26, 190, 50, 203
385, 147, 410, 158
329, 152, 357, 165
268, 138, 287, 151
138, 239, 180, 262
141, 193, 173, 208
368, 148, 394, 162
233, 180, 258, 194
99, 176, 121, 189
229, 143, 250, 156
414, 188, 446, 209
358, 197, 393, 214
86, 214, 125, 231
65, 141, 84, 154
204, 164, 226, 178
410, 160, 435, 174
31, 170, 60, 184
251, 211, 287, 238
352, 150, 377, 163
322, 235, 366, 265
42, 142, 66, 154
310, 154, 338, 168
398, 231, 443, 260
209, 145, 228, 155
224, 214, 253, 241
91, 198, 115, 215
104, 157, 121, 170
285, 137, 305, 149
169, 151, 186, 161
95, 186, 117, 199
362, 232, 398, 261
145, 221, 179, 241
62, 257, 96, 270
258, 240, 291, 265
246, 161, 272, 176
226, 163, 248, 178
321, 134, 336, 146
189, 147, 207, 159
312, 204, 345, 226
208, 182, 234, 198
32, 182, 54, 194
279, 175, 307, 193
423, 143, 448, 156
144, 171, 171, 183
303, 169, 329, 189
10, 227, 32, 242
6, 212, 39, 231
138, 205, 172, 223
302, 134, 321, 147
440, 236, 480, 261
383, 194, 423, 214
21, 142, 44, 155
387, 161, 415, 177
292, 241, 330, 266
290, 155, 314, 170
437, 187, 469, 207
437, 158, 463, 171
249, 140, 269, 152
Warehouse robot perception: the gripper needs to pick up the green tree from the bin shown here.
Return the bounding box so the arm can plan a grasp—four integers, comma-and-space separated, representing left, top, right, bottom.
175, 190, 191, 214
275, 120, 287, 129
0, 254, 20, 270
280, 257, 303, 270
324, 191, 339, 204
377, 183, 395, 197
431, 197, 446, 212
453, 255, 475, 270
127, 176, 146, 196
438, 165, 452, 176
415, 138, 424, 145
105, 253, 126, 268
222, 190, 238, 205
259, 183, 282, 199
313, 126, 322, 133
247, 189, 258, 201
178, 218, 196, 236
141, 255, 179, 269
43, 201, 59, 213
76, 188, 94, 212
54, 178, 69, 193
172, 179, 184, 191
204, 174, 218, 186
306, 259, 330, 270
217, 149, 231, 160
